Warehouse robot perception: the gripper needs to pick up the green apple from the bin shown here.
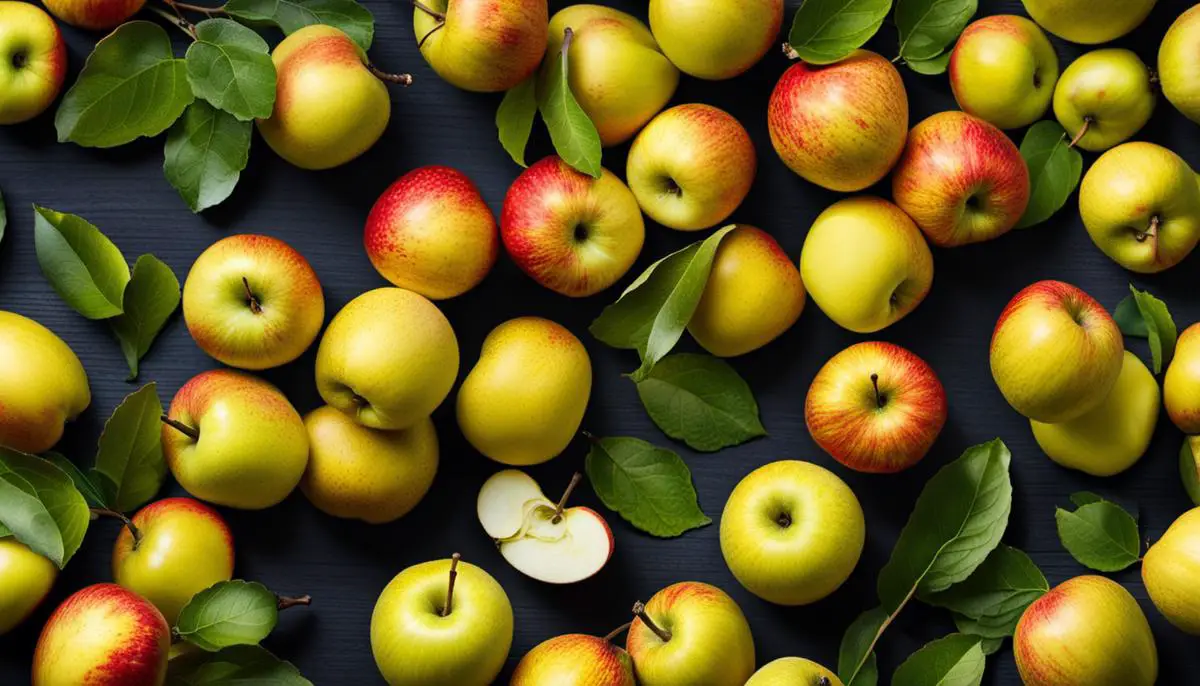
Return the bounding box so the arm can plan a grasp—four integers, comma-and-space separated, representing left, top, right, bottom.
371, 554, 513, 686
647, 0, 781, 80
1160, 5, 1200, 124
626, 581, 755, 686
1030, 351, 1158, 477
413, 0, 546, 93
112, 497, 235, 625
511, 632, 635, 686
720, 461, 864, 605
1021, 0, 1155, 44
800, 196, 933, 333
0, 1, 65, 124
1143, 506, 1200, 635
625, 103, 756, 231
1053, 49, 1155, 152
0, 538, 56, 635
1079, 141, 1200, 273
949, 15, 1058, 130
0, 310, 89, 454
1166, 323, 1200, 433
746, 658, 843, 686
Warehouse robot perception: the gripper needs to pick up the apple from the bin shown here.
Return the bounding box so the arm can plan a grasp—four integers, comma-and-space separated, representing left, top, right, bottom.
301, 406, 438, 523
0, 2, 65, 125
1014, 575, 1157, 686
1020, 0, 1156, 45
501, 156, 645, 297
799, 196, 933, 334
371, 554, 513, 686
162, 369, 309, 510
315, 287, 459, 430
1166, 323, 1200, 433
1160, 5, 1200, 125
768, 50, 908, 193
892, 111, 1030, 247
413, 0, 546, 93
950, 15, 1059, 130
626, 581, 755, 686
0, 538, 56, 635
546, 5, 678, 147
42, 0, 143, 30
687, 225, 805, 357
0, 310, 89, 454
1079, 141, 1200, 273
625, 103, 756, 232
1053, 49, 1155, 152
477, 470, 612, 584
364, 165, 498, 300
806, 342, 947, 473
720, 460, 864, 605
183, 234, 325, 371
1143, 506, 1200, 635
33, 583, 170, 686
1030, 351, 1158, 477
511, 631, 635, 685
648, 0, 781, 80
990, 281, 1123, 423
746, 657, 842, 686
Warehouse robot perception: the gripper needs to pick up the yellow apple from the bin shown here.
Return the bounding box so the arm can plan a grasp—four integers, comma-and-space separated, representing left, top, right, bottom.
1160, 5, 1200, 124
1143, 506, 1200, 635
949, 15, 1059, 130
1053, 49, 1155, 152
1021, 0, 1155, 45
413, 0, 547, 93
0, 2, 66, 124
0, 538, 56, 635
648, 0, 782, 80
1165, 323, 1200, 433
512, 632, 635, 685
0, 310, 89, 453
746, 657, 843, 686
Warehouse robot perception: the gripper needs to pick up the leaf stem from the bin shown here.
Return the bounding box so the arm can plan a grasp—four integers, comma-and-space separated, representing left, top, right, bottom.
368, 64, 414, 86
845, 587, 916, 685
552, 472, 583, 523
276, 594, 311, 611
91, 508, 142, 547
147, 4, 197, 38
168, 0, 225, 15
441, 553, 461, 617
603, 621, 632, 643
632, 601, 672, 642
160, 414, 200, 441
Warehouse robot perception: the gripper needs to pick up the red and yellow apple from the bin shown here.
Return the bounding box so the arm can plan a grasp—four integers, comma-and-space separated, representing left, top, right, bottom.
1143, 506, 1200, 635
413, 0, 546, 93
0, 2, 65, 124
949, 15, 1059, 130
1166, 323, 1200, 433
511, 632, 635, 685
0, 310, 89, 453
42, 0, 143, 30
648, 0, 781, 80
0, 538, 56, 635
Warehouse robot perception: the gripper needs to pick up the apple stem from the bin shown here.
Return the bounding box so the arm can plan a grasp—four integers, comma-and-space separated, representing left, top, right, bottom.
781, 42, 799, 60
870, 373, 886, 409
160, 414, 200, 441
603, 621, 632, 643
276, 594, 312, 611
552, 472, 583, 523
1136, 216, 1160, 243
441, 553, 461, 617
91, 508, 142, 548
1068, 117, 1092, 148
241, 277, 263, 314
631, 601, 672, 643
147, 4, 197, 38
411, 0, 445, 21
368, 64, 414, 86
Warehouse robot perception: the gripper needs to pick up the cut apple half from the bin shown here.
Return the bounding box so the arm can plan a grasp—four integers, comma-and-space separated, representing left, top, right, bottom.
477, 469, 553, 539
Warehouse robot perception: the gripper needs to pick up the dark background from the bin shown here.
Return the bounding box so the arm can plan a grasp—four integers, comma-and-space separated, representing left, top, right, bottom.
2, 0, 1198, 683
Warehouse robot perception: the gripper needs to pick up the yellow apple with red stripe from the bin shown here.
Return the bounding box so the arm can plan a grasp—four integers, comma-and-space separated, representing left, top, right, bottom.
0, 538, 56, 635
511, 633, 635, 685
42, 0, 143, 30
0, 2, 66, 124
0, 310, 89, 454
949, 15, 1058, 130
413, 0, 546, 93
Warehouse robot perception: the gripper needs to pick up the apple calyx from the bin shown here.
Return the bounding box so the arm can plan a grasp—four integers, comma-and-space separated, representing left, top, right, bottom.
160, 414, 200, 441
1068, 116, 1094, 148
91, 507, 143, 548
441, 552, 462, 617
242, 277, 263, 315
1135, 215, 1160, 244
870, 373, 887, 409
632, 601, 672, 643
276, 594, 312, 611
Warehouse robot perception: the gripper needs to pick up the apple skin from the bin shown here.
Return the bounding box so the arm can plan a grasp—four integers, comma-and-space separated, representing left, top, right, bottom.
1021, 0, 1155, 45
257, 25, 389, 171
0, 538, 56, 635
950, 15, 1059, 130
414, 0, 547, 93
990, 281, 1123, 423
0, 310, 90, 454
112, 497, 235, 625
183, 234, 325, 371
720, 461, 864, 606
33, 583, 171, 686
768, 50, 908, 193
1143, 506, 1200, 635
626, 581, 755, 686
799, 197, 932, 334
1030, 351, 1158, 477
1014, 575, 1157, 686
688, 225, 805, 357
746, 657, 843, 686
1165, 323, 1200, 433
501, 156, 645, 297
163, 369, 309, 510
41, 0, 144, 30
1079, 141, 1200, 273
511, 633, 635, 686
806, 342, 947, 473
371, 557, 513, 686
0, 2, 65, 124
892, 111, 1030, 247
648, 0, 781, 81
364, 165, 498, 300
625, 104, 756, 232
1160, 5, 1200, 125
1053, 49, 1155, 152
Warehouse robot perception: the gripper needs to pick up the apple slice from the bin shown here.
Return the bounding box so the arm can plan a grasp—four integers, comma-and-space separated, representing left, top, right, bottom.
477, 469, 555, 540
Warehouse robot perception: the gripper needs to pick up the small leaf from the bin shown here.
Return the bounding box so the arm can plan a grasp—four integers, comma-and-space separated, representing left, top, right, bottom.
33, 205, 130, 320
166, 644, 313, 685
635, 353, 765, 452
110, 255, 181, 380
583, 436, 710, 537
186, 19, 276, 121
892, 634, 985, 686
1181, 437, 1200, 506
176, 580, 281, 651
1070, 491, 1104, 508
1113, 285, 1176, 373
896, 0, 978, 61
94, 383, 166, 513
496, 76, 538, 167
1016, 121, 1083, 229
225, 0, 374, 51
537, 28, 602, 178
1055, 499, 1140, 572
1113, 295, 1148, 336
164, 100, 253, 213
787, 0, 893, 65
905, 51, 951, 74
0, 448, 90, 568
922, 545, 1048, 637
55, 21, 193, 148
44, 452, 110, 510
838, 606, 886, 686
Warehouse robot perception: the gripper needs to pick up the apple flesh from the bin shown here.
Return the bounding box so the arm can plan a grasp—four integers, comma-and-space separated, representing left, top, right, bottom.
511, 633, 635, 685
42, 0, 144, 30
1165, 323, 1200, 433
0, 538, 56, 635
413, 0, 547, 93
1143, 506, 1200, 635
648, 0, 781, 81
1160, 5, 1200, 125
1053, 48, 1155, 152
949, 15, 1058, 130
0, 310, 89, 454
0, 2, 66, 124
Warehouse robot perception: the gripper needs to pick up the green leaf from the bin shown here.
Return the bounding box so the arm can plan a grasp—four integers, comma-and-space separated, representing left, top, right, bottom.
1181, 437, 1200, 506
110, 255, 181, 380
787, 0, 893, 65
186, 19, 276, 121
892, 634, 985, 686
33, 205, 130, 320
1113, 285, 1176, 373
164, 100, 253, 213
634, 353, 765, 452
1055, 499, 1140, 572
896, 0, 977, 61
94, 383, 166, 513
44, 452, 110, 510
1016, 121, 1083, 229
1113, 296, 1148, 336
224, 0, 374, 51
923, 545, 1048, 637
0, 448, 90, 568
166, 644, 312, 685
583, 436, 710, 537
496, 76, 538, 168
55, 21, 193, 148
1070, 491, 1104, 508
538, 28, 602, 178
175, 580, 281, 651
905, 51, 951, 74
878, 439, 1013, 612
838, 606, 885, 686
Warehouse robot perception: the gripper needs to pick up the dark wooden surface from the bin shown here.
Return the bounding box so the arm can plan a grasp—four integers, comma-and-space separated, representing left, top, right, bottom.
3, 0, 1199, 683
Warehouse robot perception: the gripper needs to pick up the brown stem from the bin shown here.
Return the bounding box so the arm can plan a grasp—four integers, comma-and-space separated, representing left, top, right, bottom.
552, 473, 583, 523
416, 22, 445, 49
781, 42, 799, 60
160, 414, 200, 441
1068, 117, 1092, 148
242, 277, 263, 314
91, 508, 142, 548
169, 0, 224, 14
411, 0, 445, 20
147, 5, 196, 38
1136, 215, 1160, 243
441, 553, 461, 617
368, 64, 413, 86
870, 373, 886, 409
632, 601, 671, 642
276, 595, 311, 611
603, 621, 632, 643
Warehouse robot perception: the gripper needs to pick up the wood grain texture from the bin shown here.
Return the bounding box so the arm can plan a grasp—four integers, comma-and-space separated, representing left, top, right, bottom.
2, 0, 1198, 683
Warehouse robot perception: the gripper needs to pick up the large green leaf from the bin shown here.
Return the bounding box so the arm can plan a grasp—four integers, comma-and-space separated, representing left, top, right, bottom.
496, 76, 538, 168
110, 255, 181, 380
634, 353, 765, 452
176, 580, 281, 651
895, 0, 977, 61
1113, 285, 1176, 373
584, 436, 710, 538
0, 448, 90, 568
1055, 496, 1140, 572
224, 0, 374, 50
1016, 121, 1083, 229
923, 544, 1048, 637
44, 452, 110, 510
164, 100, 253, 213
892, 634, 985, 686
167, 645, 312, 685
186, 19, 276, 121
906, 51, 951, 74
538, 28, 602, 178
93, 383, 166, 513
33, 205, 130, 319
787, 0, 893, 65
838, 606, 885, 686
